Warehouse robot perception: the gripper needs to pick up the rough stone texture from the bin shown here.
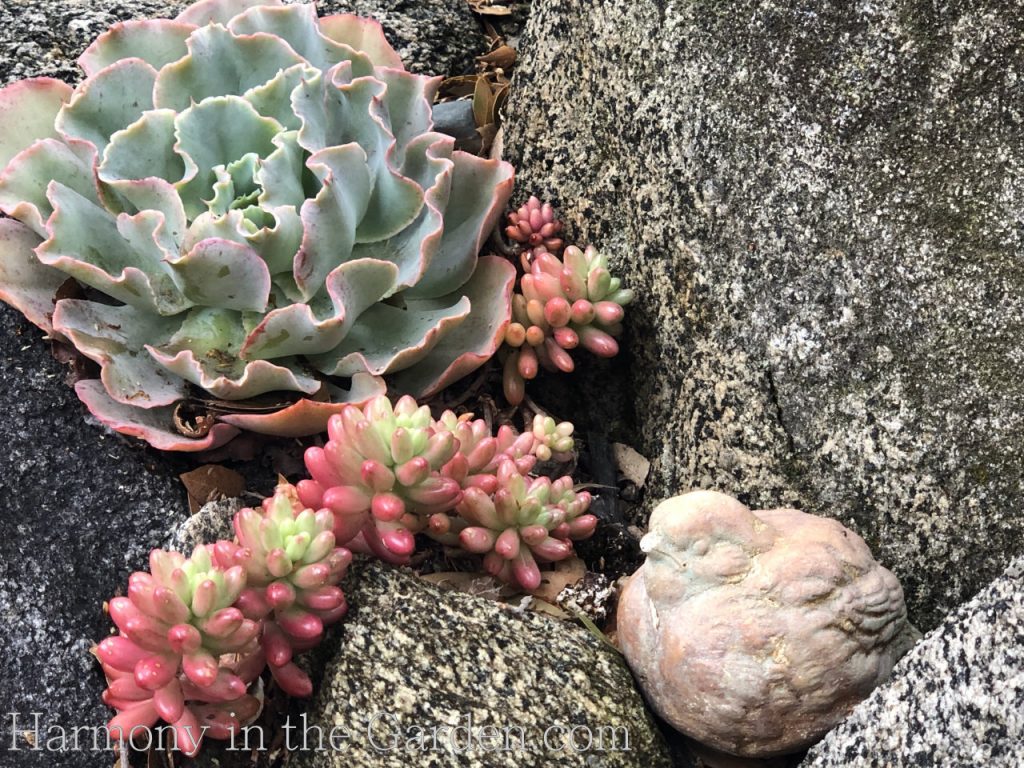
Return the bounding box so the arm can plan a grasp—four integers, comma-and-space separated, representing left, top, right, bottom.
505, 0, 1024, 630
294, 559, 672, 768
619, 491, 917, 758
0, 0, 485, 85
803, 556, 1024, 767
0, 305, 191, 768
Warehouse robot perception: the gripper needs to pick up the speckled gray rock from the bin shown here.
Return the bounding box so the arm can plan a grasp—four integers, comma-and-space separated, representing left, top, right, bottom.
619, 491, 918, 758
0, 305, 190, 768
0, 0, 484, 85
505, 0, 1024, 630
293, 559, 671, 768
803, 557, 1024, 767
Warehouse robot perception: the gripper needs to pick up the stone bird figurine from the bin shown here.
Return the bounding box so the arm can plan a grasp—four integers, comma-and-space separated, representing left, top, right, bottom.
618, 490, 919, 758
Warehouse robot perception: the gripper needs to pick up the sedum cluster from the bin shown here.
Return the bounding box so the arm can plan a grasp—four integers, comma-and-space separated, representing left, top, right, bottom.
0, 0, 514, 451
298, 394, 593, 588
501, 201, 633, 404
98, 481, 350, 755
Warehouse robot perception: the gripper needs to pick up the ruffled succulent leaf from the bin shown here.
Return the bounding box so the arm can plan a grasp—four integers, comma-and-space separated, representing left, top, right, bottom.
99, 109, 187, 187
177, 0, 283, 26
242, 258, 398, 359
390, 255, 515, 397
0, 78, 72, 169
0, 138, 99, 237
154, 23, 305, 112
228, 3, 370, 73
292, 70, 423, 244
0, 219, 66, 332
308, 295, 471, 377
173, 96, 283, 218
317, 14, 404, 69
217, 373, 386, 436
55, 58, 158, 156
348, 133, 449, 291
78, 19, 197, 76
37, 182, 191, 315
52, 299, 186, 406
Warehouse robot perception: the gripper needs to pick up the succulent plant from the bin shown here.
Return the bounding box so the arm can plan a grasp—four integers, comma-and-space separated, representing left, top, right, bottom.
213, 481, 351, 697
529, 413, 575, 462
454, 460, 597, 591
502, 244, 633, 404
96, 546, 260, 755
0, 0, 515, 451
298, 394, 463, 563
505, 195, 563, 256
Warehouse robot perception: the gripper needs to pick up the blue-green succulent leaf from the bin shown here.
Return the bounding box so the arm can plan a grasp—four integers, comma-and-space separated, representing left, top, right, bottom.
0, 78, 72, 170
79, 19, 197, 76
0, 218, 67, 332
37, 182, 190, 315
241, 258, 397, 359
52, 299, 186, 406
56, 59, 157, 156
309, 295, 471, 377
174, 96, 282, 219
154, 23, 305, 112
0, 139, 99, 237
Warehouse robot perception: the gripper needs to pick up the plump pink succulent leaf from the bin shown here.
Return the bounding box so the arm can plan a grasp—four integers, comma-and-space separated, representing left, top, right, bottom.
176, 0, 283, 27
390, 256, 515, 397
52, 299, 186, 406
317, 14, 403, 70
155, 23, 305, 112
37, 182, 191, 315
0, 219, 66, 333
292, 143, 372, 300
242, 258, 398, 359
217, 373, 386, 436
78, 19, 197, 77
293, 71, 424, 244
405, 152, 514, 298
75, 379, 240, 451
310, 296, 471, 377
0, 78, 72, 169
55, 58, 158, 155
166, 238, 271, 312
0, 139, 98, 237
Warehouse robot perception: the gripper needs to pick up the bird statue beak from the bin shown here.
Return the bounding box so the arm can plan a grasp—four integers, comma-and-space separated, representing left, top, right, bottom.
640, 531, 661, 554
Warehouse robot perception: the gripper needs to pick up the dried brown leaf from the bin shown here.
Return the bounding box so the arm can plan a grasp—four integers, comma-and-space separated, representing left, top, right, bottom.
472, 75, 496, 127
477, 44, 517, 70
180, 464, 246, 514
531, 556, 586, 602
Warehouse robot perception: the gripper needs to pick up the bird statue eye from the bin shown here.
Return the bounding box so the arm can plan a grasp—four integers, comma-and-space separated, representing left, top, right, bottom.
692, 539, 709, 555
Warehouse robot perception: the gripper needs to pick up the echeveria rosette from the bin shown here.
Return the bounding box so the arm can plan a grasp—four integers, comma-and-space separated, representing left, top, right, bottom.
213, 481, 351, 697
448, 460, 597, 591
0, 0, 515, 451
96, 546, 260, 756
298, 394, 463, 563
502, 245, 633, 404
